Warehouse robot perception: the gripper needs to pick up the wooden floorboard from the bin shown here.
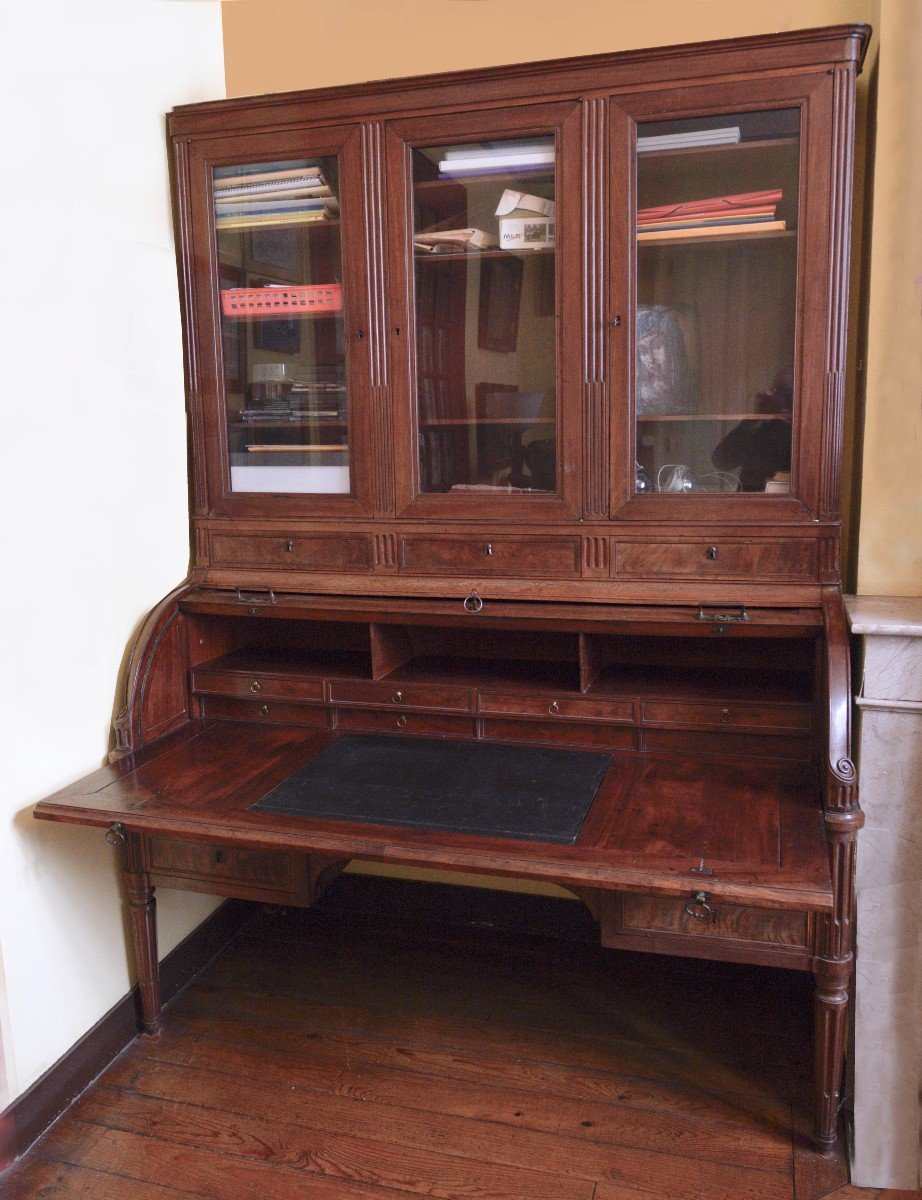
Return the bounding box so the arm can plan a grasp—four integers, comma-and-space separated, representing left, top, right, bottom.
1, 893, 863, 1200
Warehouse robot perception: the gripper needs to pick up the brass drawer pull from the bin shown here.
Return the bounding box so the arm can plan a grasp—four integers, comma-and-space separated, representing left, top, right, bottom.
258, 704, 269, 717
684, 891, 713, 921
250, 681, 261, 693
548, 700, 560, 715
396, 715, 407, 728
463, 590, 483, 614
105, 823, 126, 846
391, 691, 403, 704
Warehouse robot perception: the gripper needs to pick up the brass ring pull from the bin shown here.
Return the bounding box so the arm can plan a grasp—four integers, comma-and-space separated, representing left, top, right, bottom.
391, 691, 403, 704
258, 704, 269, 717
250, 681, 261, 693
396, 715, 407, 728
684, 891, 713, 921
105, 823, 126, 846
463, 590, 483, 614
548, 701, 560, 715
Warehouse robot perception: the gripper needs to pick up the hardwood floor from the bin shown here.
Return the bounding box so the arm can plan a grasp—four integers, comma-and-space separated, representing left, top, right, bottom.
0, 879, 904, 1200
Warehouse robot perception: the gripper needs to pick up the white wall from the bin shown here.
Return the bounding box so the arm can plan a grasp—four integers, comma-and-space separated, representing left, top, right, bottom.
0, 0, 225, 1107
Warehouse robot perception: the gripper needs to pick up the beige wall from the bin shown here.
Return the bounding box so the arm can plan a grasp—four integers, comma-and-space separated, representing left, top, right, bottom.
0, 0, 226, 1111
223, 0, 919, 598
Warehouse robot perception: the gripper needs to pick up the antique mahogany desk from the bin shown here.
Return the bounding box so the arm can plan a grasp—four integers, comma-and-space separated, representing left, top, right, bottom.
34, 25, 869, 1154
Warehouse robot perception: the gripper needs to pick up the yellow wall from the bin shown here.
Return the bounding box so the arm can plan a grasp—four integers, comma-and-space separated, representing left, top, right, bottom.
222, 0, 921, 598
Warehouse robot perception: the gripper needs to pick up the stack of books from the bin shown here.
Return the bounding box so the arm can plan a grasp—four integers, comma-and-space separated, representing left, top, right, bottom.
437, 141, 555, 177
637, 189, 784, 242
214, 162, 339, 230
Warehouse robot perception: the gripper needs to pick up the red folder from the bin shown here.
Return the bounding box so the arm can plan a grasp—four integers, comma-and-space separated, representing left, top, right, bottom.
637, 190, 782, 223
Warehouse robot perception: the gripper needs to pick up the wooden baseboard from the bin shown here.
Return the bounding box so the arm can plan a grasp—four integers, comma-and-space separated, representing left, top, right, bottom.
0, 898, 255, 1171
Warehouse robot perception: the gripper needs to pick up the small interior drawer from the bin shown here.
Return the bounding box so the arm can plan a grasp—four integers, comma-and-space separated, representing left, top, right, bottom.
200, 696, 332, 728
211, 533, 372, 572
328, 679, 473, 712
147, 836, 295, 888
612, 540, 816, 580
479, 690, 633, 724
336, 708, 476, 738
399, 536, 579, 577
192, 669, 325, 704
641, 698, 811, 732
622, 893, 810, 949
482, 718, 634, 752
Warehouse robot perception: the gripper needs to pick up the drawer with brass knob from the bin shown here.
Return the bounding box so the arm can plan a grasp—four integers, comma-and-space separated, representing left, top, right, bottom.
621, 892, 810, 949
327, 679, 473, 713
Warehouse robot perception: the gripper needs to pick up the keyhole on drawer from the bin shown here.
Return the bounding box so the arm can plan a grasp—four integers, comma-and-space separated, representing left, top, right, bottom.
250, 681, 261, 693
214, 850, 225, 865
721, 707, 731, 723
285, 540, 294, 553
707, 546, 718, 560
396, 715, 407, 728
483, 543, 493, 556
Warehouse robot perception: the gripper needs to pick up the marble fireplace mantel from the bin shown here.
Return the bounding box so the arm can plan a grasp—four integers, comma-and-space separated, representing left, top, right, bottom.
845, 594, 922, 1190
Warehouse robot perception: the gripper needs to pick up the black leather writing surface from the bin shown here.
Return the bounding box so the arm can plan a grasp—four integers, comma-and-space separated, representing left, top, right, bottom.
251, 734, 612, 844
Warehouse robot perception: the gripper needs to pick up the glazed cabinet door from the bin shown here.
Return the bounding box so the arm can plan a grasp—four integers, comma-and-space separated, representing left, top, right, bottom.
608, 69, 844, 524
184, 125, 379, 519
384, 102, 583, 521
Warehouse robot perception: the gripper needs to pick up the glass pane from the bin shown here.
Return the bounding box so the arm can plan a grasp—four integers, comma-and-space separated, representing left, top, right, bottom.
214, 156, 349, 494
411, 136, 557, 495
634, 109, 800, 497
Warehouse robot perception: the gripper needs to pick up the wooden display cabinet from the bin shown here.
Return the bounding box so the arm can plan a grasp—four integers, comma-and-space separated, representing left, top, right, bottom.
34, 25, 869, 1156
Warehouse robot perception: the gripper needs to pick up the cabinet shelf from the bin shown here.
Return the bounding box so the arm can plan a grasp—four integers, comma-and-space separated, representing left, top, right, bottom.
419, 417, 554, 427
414, 245, 554, 262
638, 135, 798, 163
637, 228, 796, 249
414, 168, 554, 194
638, 413, 789, 422
216, 218, 341, 233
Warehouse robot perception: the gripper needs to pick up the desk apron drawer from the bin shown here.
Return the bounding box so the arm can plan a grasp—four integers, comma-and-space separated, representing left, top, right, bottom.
201, 695, 332, 728
621, 893, 810, 950
337, 709, 476, 738
641, 699, 811, 732
483, 717, 635, 751
146, 837, 297, 890
211, 533, 373, 572
192, 670, 325, 704
399, 536, 579, 577
612, 540, 816, 580
479, 690, 633, 724
329, 679, 473, 712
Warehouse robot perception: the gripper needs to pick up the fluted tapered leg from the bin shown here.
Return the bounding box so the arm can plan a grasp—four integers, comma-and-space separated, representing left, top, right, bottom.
812, 955, 851, 1152
122, 832, 161, 1034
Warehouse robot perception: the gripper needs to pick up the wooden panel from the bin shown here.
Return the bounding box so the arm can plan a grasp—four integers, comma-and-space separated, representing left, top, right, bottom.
146, 837, 295, 887
482, 718, 635, 752
642, 727, 811, 761
612, 540, 817, 580
201, 696, 332, 728
211, 534, 373, 572
329, 679, 473, 712
336, 709, 476, 738
192, 669, 325, 704
399, 536, 579, 578
641, 698, 811, 732
622, 893, 810, 948
139, 613, 188, 743
479, 690, 633, 724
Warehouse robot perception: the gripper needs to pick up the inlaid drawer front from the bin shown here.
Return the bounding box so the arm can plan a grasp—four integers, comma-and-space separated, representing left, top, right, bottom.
483, 718, 634, 752
641, 699, 811, 732
147, 837, 294, 887
612, 540, 816, 580
201, 696, 332, 728
192, 669, 325, 704
479, 690, 633, 724
336, 709, 476, 738
398, 536, 579, 578
622, 893, 809, 949
328, 679, 473, 712
211, 533, 372, 572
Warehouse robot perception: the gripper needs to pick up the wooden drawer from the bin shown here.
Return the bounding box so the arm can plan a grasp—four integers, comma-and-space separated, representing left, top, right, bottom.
399, 536, 579, 578
192, 669, 325, 704
479, 690, 633, 724
147, 836, 296, 889
622, 893, 810, 949
211, 533, 372, 572
328, 679, 473, 712
201, 695, 332, 728
642, 727, 811, 761
612, 540, 816, 580
483, 718, 634, 752
641, 699, 810, 732
336, 709, 476, 738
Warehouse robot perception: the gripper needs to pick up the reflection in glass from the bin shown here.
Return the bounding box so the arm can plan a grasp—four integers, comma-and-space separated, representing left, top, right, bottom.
214, 157, 349, 494
411, 136, 558, 495
634, 110, 800, 496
